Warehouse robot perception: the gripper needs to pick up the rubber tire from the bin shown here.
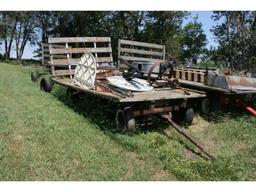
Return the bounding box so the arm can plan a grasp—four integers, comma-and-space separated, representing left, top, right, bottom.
116, 109, 127, 132
40, 76, 52, 92
31, 69, 39, 82
201, 98, 211, 115
172, 107, 194, 125
185, 108, 194, 125
115, 107, 135, 133
123, 107, 136, 131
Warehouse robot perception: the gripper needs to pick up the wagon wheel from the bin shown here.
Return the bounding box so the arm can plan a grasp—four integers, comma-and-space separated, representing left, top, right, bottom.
172, 107, 194, 125
147, 60, 175, 84
31, 69, 39, 82
115, 107, 135, 133
201, 96, 222, 115
40, 76, 53, 92
201, 98, 211, 115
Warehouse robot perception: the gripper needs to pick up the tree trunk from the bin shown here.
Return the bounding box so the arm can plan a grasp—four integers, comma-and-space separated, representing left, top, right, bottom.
6, 19, 18, 60
225, 12, 233, 68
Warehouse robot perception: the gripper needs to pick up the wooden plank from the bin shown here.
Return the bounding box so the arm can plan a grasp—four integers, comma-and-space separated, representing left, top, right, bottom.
42, 43, 67, 65
118, 39, 121, 68
65, 42, 72, 80
48, 37, 111, 44
93, 42, 98, 63
52, 78, 120, 102
199, 73, 205, 83
181, 71, 185, 80
52, 55, 68, 59
194, 72, 198, 82
186, 71, 191, 81
96, 57, 113, 63
174, 69, 207, 83
41, 43, 44, 65
119, 48, 164, 57
120, 55, 164, 62
119, 39, 164, 49
51, 58, 77, 65
49, 44, 55, 76
43, 43, 66, 48
108, 42, 113, 65
51, 57, 112, 65
120, 89, 205, 103
50, 47, 112, 54
52, 78, 205, 103
175, 68, 208, 73
54, 69, 75, 76
163, 45, 166, 60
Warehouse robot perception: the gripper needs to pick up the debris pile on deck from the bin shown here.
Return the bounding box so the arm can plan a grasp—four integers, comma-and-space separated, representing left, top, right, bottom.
73, 52, 174, 97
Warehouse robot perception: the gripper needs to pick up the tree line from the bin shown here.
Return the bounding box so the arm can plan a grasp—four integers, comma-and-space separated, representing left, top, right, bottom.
0, 11, 255, 72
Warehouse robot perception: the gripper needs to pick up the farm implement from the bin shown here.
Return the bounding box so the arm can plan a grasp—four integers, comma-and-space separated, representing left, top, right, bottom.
173, 67, 256, 116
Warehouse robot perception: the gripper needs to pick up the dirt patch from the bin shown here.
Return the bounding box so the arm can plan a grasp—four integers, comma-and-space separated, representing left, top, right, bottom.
184, 116, 217, 160
123, 151, 145, 179
189, 115, 210, 133
8, 134, 24, 155
152, 168, 176, 181
124, 151, 176, 180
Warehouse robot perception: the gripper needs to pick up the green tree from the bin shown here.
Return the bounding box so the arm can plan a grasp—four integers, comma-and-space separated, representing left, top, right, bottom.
0, 11, 37, 60
142, 11, 187, 60
52, 11, 108, 37
33, 11, 59, 58
30, 11, 188, 62
0, 12, 18, 59
101, 11, 147, 60
211, 11, 256, 71
14, 12, 37, 60
181, 16, 207, 64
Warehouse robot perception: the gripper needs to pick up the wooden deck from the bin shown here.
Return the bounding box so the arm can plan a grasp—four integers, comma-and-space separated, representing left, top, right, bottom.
120, 88, 205, 102
53, 78, 205, 103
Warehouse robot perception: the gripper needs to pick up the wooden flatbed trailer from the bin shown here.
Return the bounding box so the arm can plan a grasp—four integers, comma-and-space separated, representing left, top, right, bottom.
35, 37, 221, 160
38, 37, 206, 132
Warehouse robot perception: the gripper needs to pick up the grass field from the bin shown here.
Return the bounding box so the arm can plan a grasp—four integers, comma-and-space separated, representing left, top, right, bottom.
0, 62, 256, 181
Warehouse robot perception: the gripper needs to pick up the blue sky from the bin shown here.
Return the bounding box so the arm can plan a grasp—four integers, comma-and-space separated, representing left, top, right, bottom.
3, 11, 219, 59
184, 11, 218, 49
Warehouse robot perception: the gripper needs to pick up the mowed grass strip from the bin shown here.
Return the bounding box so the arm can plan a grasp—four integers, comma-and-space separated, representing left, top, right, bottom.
0, 62, 256, 181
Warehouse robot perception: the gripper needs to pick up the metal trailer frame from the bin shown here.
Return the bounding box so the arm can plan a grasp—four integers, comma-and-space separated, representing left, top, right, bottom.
38, 37, 206, 132
173, 67, 256, 115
